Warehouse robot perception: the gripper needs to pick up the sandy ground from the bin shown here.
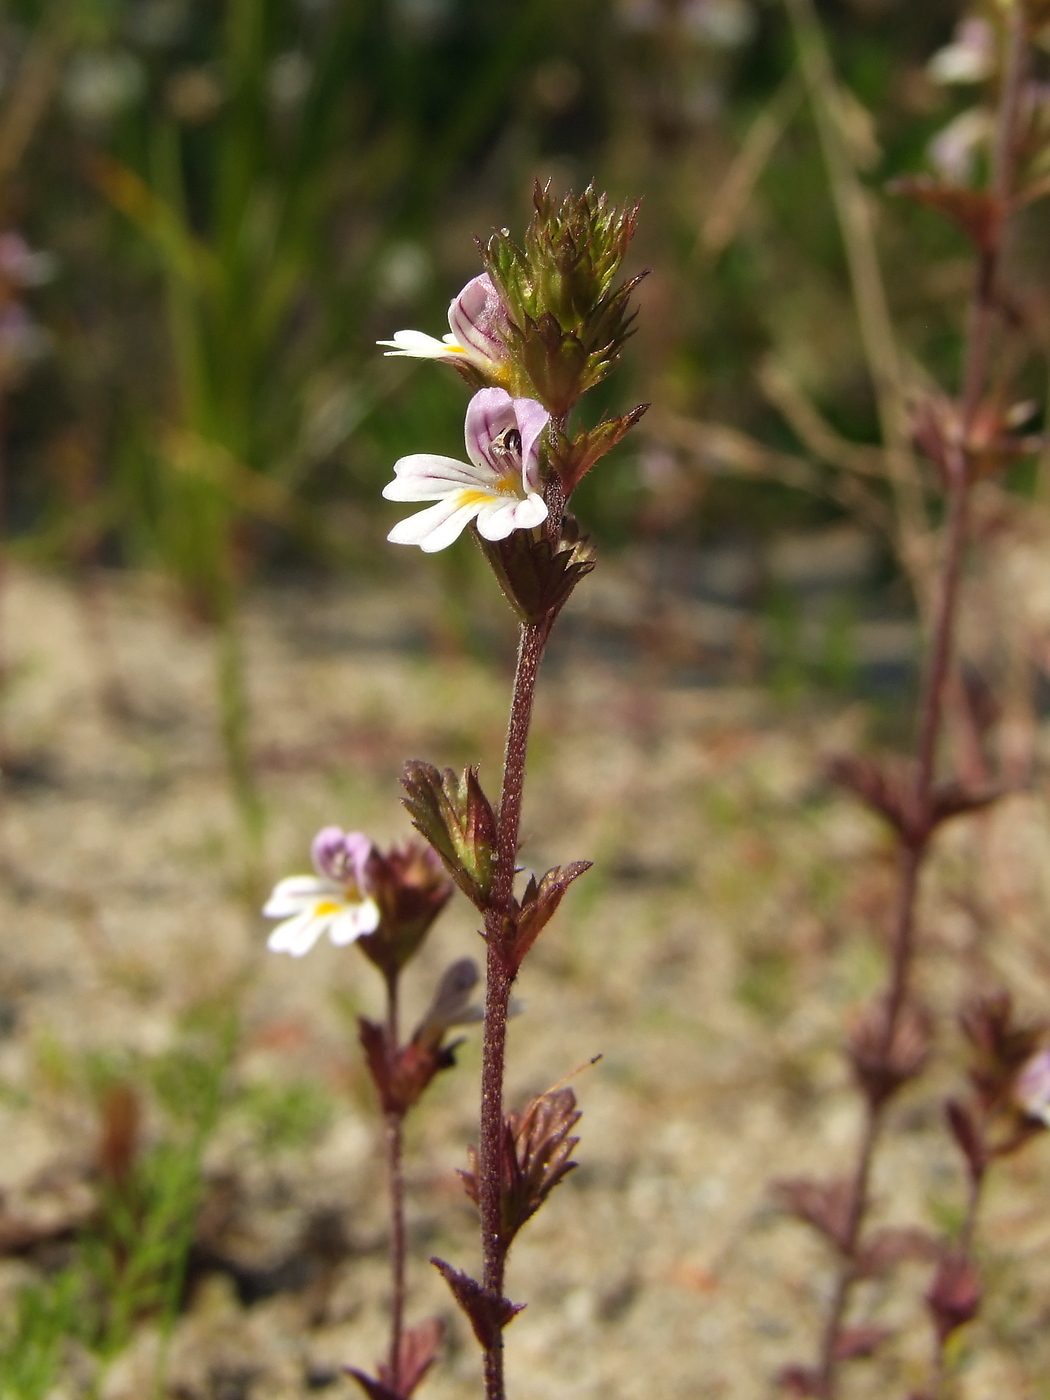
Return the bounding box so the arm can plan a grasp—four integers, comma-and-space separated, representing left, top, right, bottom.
1, 560, 1049, 1400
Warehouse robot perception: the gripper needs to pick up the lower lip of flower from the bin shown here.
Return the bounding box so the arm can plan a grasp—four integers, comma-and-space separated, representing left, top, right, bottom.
313, 899, 344, 916
459, 482, 519, 508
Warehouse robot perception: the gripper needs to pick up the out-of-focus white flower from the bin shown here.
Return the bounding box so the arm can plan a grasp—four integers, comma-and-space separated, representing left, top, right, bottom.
929, 18, 996, 86
127, 0, 188, 49
683, 0, 755, 50
378, 274, 508, 374
377, 241, 431, 304
928, 107, 993, 184
63, 51, 145, 125
0, 306, 49, 381
268, 51, 312, 110
383, 388, 549, 552
1015, 1048, 1050, 1126
264, 827, 381, 957
0, 234, 54, 289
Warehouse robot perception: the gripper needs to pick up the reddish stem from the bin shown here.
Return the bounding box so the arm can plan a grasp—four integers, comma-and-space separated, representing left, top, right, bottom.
478, 617, 551, 1400
814, 13, 1027, 1394
385, 972, 407, 1385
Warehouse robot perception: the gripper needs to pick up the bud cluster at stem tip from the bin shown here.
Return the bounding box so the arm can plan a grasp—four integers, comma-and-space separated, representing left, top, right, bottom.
379, 182, 648, 606
478, 183, 645, 418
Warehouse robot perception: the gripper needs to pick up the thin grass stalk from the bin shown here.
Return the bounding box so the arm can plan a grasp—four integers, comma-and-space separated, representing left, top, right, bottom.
217, 606, 265, 866
812, 10, 1028, 1394
782, 0, 929, 596
0, 15, 63, 187
152, 1014, 237, 1400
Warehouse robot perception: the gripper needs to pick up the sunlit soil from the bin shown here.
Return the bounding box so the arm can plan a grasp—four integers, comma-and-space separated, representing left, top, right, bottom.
1, 563, 1049, 1400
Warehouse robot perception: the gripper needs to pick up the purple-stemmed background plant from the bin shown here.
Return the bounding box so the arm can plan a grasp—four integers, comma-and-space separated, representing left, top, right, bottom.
774, 5, 1050, 1396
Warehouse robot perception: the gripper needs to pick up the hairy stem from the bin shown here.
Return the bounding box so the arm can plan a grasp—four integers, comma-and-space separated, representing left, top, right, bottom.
478, 617, 550, 1400
814, 12, 1027, 1393
385, 973, 407, 1384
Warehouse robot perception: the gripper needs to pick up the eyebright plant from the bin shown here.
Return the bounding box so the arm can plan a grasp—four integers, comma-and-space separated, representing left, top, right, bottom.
376, 182, 646, 1400
774, 5, 1050, 1397
264, 828, 483, 1400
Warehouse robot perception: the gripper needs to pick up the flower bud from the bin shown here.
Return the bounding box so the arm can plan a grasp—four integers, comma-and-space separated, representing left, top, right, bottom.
480, 181, 644, 417
356, 841, 454, 978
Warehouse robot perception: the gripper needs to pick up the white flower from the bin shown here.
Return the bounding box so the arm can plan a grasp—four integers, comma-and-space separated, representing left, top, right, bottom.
264, 827, 381, 957
383, 388, 550, 552
928, 19, 995, 87
377, 273, 508, 373
928, 108, 993, 184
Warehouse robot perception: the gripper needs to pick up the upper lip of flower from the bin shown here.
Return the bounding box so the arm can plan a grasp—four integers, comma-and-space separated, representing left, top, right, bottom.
377, 273, 508, 370
382, 388, 550, 553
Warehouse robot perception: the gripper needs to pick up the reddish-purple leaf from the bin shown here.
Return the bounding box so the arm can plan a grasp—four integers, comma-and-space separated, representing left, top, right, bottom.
376, 1318, 444, 1399
770, 1177, 852, 1252
929, 779, 1006, 829
847, 997, 932, 1108
926, 1251, 981, 1344
346, 1370, 402, 1400
945, 1099, 986, 1183
889, 177, 999, 254
832, 1325, 892, 1361
855, 1226, 940, 1278
431, 1258, 524, 1350
508, 861, 592, 971
776, 1364, 826, 1397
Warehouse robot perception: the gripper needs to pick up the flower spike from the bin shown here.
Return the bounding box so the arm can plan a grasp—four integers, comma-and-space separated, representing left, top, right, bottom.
383, 388, 549, 552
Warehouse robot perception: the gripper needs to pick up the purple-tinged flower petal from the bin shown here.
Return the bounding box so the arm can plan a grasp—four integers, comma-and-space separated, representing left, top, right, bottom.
377, 274, 508, 371
311, 827, 374, 886
311, 826, 349, 880
464, 387, 517, 470
1015, 1049, 1050, 1127
514, 397, 551, 492
463, 388, 550, 484
0, 233, 54, 288
446, 273, 508, 367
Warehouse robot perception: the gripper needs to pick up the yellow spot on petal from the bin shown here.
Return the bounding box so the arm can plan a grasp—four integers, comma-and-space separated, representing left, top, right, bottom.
456, 489, 498, 509
313, 899, 343, 916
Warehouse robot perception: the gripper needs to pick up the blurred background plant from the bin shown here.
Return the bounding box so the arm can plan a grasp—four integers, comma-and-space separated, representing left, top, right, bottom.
6, 0, 1033, 761
0, 1005, 235, 1398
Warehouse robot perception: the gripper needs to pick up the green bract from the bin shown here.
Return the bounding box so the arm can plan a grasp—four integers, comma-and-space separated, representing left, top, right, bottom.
480, 182, 645, 417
